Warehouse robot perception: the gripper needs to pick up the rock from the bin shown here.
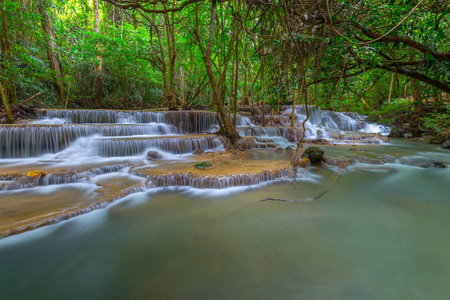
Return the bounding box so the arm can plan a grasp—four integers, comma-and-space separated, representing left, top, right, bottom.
192, 149, 206, 155
301, 146, 326, 163
326, 158, 354, 168
275, 147, 284, 153
311, 138, 329, 145
349, 147, 370, 153
296, 158, 311, 168
441, 140, 450, 149
147, 151, 163, 160
347, 155, 383, 165
285, 145, 295, 151
419, 161, 446, 168
403, 133, 413, 139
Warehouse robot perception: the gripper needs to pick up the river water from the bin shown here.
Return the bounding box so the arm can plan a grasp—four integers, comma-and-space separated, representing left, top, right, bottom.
0, 139, 449, 299
0, 108, 449, 299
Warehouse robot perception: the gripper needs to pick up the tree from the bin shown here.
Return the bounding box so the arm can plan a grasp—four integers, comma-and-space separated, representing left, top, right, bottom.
38, 0, 65, 104
92, 0, 103, 108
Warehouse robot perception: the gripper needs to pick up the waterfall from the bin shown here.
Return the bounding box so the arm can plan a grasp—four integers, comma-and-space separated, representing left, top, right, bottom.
35, 109, 218, 133
95, 136, 222, 156
139, 168, 289, 189
0, 124, 178, 158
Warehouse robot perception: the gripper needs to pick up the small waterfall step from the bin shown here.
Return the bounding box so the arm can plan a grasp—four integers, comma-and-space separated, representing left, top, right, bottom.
1, 163, 132, 191
95, 134, 222, 156
34, 109, 218, 133
0, 123, 179, 158
131, 152, 290, 189
238, 125, 388, 145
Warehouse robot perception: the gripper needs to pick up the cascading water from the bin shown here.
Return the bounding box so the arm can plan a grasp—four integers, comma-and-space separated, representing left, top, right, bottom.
0, 124, 178, 158
235, 106, 390, 147
0, 107, 448, 300
35, 109, 218, 133
0, 106, 394, 240
95, 136, 222, 157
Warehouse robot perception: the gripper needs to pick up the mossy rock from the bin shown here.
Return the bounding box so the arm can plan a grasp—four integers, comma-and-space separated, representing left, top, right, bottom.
194, 162, 213, 170
301, 146, 326, 163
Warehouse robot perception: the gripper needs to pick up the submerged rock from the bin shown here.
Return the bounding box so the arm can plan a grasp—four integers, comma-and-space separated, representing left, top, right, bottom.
147, 151, 163, 160
441, 140, 450, 149
349, 147, 370, 153
419, 161, 446, 168
192, 149, 206, 155
311, 138, 329, 145
301, 146, 326, 163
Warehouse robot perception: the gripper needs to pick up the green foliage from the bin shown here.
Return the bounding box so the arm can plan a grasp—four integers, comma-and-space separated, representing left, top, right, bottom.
424, 106, 450, 133
2, 0, 449, 118
194, 162, 213, 169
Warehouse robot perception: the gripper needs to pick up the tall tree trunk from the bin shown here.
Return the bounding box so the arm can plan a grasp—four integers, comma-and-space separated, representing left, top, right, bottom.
261, 56, 265, 127
233, 31, 239, 127
163, 7, 177, 110
196, 1, 238, 145
38, 0, 65, 105
0, 81, 12, 122
388, 73, 394, 105
0, 0, 17, 105
92, 0, 103, 108
291, 89, 296, 127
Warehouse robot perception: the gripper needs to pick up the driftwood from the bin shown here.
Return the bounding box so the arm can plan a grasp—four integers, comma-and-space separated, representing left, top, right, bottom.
313, 172, 341, 201
258, 197, 295, 203
253, 171, 341, 205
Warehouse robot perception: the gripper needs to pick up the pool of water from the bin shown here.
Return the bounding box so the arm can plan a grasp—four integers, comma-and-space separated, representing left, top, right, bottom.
0, 141, 449, 300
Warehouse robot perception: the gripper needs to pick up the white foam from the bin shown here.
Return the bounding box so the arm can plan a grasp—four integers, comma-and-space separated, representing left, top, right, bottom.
29, 117, 68, 124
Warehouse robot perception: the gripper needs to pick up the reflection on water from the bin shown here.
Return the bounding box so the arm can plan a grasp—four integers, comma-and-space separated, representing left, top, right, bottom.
1, 154, 450, 300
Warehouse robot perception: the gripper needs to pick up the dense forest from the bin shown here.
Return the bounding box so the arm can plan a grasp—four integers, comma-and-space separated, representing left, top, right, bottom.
1, 0, 449, 141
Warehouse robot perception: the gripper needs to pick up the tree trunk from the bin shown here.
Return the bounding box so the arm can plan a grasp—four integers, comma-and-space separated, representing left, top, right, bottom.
261, 56, 265, 127
0, 0, 17, 105
0, 81, 12, 122
199, 1, 238, 145
233, 31, 239, 126
388, 73, 394, 105
92, 0, 103, 108
162, 6, 177, 110
291, 89, 296, 127
38, 0, 65, 105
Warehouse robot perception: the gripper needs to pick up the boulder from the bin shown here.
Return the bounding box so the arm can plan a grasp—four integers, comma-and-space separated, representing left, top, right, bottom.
147, 151, 163, 160
419, 161, 446, 168
312, 138, 329, 145
301, 146, 326, 163
441, 140, 450, 149
192, 149, 206, 155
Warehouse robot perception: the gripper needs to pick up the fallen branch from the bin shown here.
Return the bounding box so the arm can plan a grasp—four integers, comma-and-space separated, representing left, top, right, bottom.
313, 172, 341, 201
258, 197, 295, 203
0, 92, 43, 120
19, 92, 43, 106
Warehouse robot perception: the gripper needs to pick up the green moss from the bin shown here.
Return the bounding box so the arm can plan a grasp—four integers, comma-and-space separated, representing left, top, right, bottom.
194, 162, 213, 169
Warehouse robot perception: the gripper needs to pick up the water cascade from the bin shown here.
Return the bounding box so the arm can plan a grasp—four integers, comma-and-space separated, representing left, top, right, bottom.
0, 107, 395, 239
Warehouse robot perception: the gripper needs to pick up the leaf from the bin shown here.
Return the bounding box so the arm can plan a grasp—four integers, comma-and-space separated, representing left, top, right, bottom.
26, 170, 47, 178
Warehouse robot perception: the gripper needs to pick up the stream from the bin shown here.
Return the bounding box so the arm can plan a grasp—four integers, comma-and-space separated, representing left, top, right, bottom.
0, 108, 449, 299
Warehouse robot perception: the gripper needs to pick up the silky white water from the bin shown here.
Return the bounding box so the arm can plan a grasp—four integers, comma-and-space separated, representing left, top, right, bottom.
0, 108, 449, 300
